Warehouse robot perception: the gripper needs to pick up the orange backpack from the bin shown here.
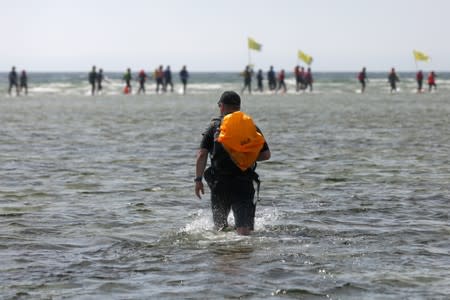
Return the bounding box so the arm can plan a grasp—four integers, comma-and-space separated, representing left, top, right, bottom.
217, 111, 265, 171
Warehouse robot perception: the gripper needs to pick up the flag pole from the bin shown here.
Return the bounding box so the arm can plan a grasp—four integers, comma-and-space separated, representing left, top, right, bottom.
414, 57, 418, 71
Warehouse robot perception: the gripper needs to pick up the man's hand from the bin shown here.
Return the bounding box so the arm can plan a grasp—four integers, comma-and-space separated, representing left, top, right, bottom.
195, 181, 204, 199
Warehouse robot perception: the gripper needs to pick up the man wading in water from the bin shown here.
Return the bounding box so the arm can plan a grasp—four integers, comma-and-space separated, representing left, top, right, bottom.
195, 91, 271, 235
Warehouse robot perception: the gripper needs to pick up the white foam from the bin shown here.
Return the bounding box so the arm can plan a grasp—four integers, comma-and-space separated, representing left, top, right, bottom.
181, 204, 280, 236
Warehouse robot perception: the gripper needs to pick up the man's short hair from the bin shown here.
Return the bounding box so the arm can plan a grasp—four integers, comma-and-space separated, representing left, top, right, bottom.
217, 91, 241, 107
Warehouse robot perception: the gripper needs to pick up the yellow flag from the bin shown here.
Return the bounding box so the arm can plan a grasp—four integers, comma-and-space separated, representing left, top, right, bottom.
298, 50, 313, 65
413, 50, 430, 62
248, 37, 262, 51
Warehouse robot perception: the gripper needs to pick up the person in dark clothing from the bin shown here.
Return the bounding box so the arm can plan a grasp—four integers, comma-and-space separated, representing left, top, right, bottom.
388, 68, 400, 93
164, 66, 174, 92
179, 65, 189, 95
358, 67, 368, 93
8, 66, 19, 96
241, 65, 252, 94
137, 69, 147, 94
195, 91, 271, 235
88, 66, 97, 95
256, 69, 263, 92
267, 66, 276, 91
305, 67, 313, 92
97, 68, 104, 93
20, 70, 28, 95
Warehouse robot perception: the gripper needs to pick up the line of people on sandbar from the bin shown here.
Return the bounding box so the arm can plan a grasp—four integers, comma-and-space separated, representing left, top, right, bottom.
240, 65, 314, 94
358, 67, 438, 94
88, 65, 189, 96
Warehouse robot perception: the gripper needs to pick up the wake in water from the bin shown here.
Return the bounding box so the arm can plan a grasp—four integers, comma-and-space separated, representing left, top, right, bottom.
180, 206, 281, 238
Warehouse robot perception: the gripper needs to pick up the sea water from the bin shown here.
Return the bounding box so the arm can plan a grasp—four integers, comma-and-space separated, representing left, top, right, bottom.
0, 73, 449, 299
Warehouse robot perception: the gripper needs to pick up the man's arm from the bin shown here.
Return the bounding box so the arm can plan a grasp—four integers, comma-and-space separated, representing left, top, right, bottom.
257, 149, 271, 161
195, 148, 209, 199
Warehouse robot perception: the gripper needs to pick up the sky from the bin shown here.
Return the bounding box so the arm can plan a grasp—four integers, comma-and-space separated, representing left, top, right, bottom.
1, 0, 450, 72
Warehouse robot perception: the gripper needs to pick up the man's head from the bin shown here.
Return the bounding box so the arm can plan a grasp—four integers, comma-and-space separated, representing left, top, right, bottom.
217, 91, 241, 114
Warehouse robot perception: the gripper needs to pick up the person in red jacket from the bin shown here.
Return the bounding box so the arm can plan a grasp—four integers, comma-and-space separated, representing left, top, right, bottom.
416, 70, 424, 93
277, 69, 287, 93
427, 71, 437, 92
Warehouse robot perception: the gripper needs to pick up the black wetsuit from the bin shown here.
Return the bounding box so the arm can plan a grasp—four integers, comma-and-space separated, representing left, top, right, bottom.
256, 71, 263, 92
200, 116, 269, 230
137, 72, 146, 94
20, 72, 28, 95
388, 72, 399, 92
164, 69, 173, 92
267, 69, 276, 91
89, 70, 97, 95
241, 70, 252, 94
179, 69, 189, 94
97, 72, 104, 92
8, 70, 19, 95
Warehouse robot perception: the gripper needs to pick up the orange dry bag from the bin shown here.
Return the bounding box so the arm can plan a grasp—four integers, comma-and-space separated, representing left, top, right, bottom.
217, 111, 265, 171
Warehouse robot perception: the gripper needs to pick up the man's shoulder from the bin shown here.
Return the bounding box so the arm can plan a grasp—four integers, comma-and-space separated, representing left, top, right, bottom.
209, 117, 221, 127
201, 116, 221, 135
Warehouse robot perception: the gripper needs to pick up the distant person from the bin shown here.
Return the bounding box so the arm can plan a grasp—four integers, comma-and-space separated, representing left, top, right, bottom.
267, 66, 276, 91
123, 68, 132, 94
241, 65, 252, 94
428, 71, 437, 92
294, 65, 301, 92
8, 66, 19, 96
277, 69, 287, 93
358, 67, 368, 93
256, 69, 263, 92
164, 66, 174, 92
155, 65, 164, 93
416, 70, 423, 93
88, 66, 97, 95
388, 68, 400, 93
299, 67, 306, 90
97, 68, 104, 93
137, 69, 147, 94
19, 70, 28, 95
305, 67, 313, 92
179, 65, 189, 94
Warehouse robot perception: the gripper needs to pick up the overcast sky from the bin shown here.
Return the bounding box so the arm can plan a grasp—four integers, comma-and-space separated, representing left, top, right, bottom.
1, 0, 449, 72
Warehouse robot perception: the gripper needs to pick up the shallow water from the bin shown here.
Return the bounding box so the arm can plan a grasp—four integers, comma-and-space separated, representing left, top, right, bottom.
0, 91, 449, 299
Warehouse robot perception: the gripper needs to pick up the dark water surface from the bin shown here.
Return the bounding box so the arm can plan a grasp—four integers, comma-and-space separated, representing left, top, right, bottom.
1, 91, 449, 299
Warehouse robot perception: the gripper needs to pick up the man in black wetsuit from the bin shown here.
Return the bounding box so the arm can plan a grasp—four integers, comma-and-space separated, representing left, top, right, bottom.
179, 65, 189, 95
358, 67, 367, 93
20, 70, 28, 95
195, 91, 271, 235
88, 66, 97, 95
8, 66, 19, 96
97, 68, 104, 93
267, 66, 276, 91
388, 68, 400, 93
241, 65, 252, 94
164, 66, 173, 92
